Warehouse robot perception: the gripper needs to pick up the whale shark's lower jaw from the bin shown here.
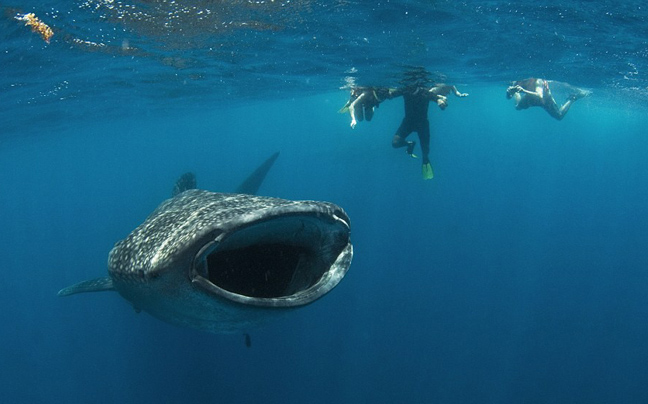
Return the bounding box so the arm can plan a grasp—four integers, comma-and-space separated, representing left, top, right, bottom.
191, 208, 352, 308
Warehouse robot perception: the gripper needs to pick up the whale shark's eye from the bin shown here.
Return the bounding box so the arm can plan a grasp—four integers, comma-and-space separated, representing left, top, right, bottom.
195, 215, 350, 299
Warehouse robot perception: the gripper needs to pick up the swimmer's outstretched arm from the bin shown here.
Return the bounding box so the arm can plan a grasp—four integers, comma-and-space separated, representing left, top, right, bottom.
452, 86, 469, 97
348, 92, 368, 129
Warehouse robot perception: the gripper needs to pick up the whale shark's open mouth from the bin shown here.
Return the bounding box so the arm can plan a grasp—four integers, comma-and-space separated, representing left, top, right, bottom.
192, 212, 352, 307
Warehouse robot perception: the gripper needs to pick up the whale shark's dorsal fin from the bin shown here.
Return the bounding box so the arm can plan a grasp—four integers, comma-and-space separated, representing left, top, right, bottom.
235, 151, 280, 195
172, 172, 197, 197
57, 277, 115, 296
171, 151, 279, 197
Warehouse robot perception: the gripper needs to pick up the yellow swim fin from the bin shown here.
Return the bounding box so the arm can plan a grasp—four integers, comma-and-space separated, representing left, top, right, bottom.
422, 163, 434, 180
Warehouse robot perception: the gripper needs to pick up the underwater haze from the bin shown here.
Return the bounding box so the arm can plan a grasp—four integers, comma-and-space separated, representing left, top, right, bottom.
2, 1, 648, 403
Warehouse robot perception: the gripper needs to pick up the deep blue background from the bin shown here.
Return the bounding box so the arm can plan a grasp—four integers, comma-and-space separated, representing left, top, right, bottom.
1, 86, 648, 403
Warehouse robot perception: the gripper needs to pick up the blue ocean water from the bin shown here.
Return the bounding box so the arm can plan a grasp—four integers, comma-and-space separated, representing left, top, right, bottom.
2, 1, 648, 403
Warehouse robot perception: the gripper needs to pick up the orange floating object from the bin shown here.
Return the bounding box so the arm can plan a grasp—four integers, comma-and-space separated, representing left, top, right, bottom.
16, 13, 54, 44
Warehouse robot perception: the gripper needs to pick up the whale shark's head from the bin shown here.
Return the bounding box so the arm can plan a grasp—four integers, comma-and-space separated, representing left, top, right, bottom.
102, 190, 353, 332
190, 203, 352, 308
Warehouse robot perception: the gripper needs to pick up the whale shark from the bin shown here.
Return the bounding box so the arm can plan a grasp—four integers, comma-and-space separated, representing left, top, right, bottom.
58, 153, 353, 332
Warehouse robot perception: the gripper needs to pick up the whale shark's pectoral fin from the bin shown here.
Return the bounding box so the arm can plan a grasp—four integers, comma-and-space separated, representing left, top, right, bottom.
57, 277, 115, 297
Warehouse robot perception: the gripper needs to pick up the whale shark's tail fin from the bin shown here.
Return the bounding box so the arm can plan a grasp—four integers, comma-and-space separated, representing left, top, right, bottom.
235, 151, 280, 195
58, 277, 115, 296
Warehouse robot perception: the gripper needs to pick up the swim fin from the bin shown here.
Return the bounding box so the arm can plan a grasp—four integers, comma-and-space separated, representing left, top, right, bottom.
421, 163, 434, 180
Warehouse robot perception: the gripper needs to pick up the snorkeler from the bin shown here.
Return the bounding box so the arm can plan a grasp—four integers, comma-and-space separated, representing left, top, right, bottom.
506, 78, 589, 120
339, 86, 393, 128
389, 85, 453, 180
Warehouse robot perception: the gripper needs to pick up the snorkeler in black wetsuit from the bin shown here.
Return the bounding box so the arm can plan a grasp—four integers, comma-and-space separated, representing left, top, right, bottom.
506, 78, 589, 120
391, 86, 447, 180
